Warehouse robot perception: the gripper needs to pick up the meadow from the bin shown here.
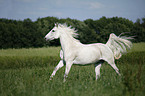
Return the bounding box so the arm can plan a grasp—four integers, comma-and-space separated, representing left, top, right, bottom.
0, 43, 145, 96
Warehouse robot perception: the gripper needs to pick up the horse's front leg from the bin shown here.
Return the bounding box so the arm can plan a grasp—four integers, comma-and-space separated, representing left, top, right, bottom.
63, 61, 73, 82
49, 60, 64, 80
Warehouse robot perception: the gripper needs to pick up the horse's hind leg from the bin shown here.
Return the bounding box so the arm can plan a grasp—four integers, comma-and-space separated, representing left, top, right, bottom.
110, 63, 121, 76
108, 62, 121, 76
105, 58, 121, 76
49, 60, 64, 80
95, 60, 104, 80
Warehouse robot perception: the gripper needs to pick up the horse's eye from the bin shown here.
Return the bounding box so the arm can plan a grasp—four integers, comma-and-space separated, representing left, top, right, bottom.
52, 30, 55, 32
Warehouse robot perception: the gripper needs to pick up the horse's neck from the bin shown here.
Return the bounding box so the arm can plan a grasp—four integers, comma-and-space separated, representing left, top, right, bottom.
60, 34, 77, 52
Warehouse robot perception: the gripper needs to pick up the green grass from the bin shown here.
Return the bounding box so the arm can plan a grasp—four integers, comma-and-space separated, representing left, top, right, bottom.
0, 47, 61, 56
131, 43, 145, 52
0, 43, 145, 96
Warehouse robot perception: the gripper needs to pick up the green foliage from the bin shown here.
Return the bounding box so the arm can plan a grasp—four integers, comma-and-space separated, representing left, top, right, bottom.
0, 18, 45, 48
0, 16, 145, 48
84, 16, 135, 43
0, 43, 145, 96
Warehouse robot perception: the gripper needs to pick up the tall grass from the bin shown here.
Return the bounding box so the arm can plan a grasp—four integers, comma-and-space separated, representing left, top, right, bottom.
0, 47, 61, 69
0, 43, 145, 96
131, 43, 145, 52
0, 47, 61, 56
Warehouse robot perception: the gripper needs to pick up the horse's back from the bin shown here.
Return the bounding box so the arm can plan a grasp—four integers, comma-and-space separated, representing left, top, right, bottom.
73, 43, 111, 64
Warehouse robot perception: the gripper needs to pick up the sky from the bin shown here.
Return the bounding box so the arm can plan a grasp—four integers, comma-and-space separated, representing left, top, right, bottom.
0, 0, 145, 22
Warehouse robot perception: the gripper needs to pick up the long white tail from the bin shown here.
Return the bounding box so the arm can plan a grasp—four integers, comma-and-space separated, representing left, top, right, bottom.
106, 33, 133, 59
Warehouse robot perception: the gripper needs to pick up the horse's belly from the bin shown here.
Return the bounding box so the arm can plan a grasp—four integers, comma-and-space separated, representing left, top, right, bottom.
73, 48, 101, 64
73, 58, 98, 64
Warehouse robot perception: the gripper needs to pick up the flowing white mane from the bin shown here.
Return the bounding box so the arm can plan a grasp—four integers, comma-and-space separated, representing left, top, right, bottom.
57, 23, 80, 43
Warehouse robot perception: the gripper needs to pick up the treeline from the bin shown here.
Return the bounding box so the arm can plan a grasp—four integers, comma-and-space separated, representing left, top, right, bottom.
0, 16, 145, 48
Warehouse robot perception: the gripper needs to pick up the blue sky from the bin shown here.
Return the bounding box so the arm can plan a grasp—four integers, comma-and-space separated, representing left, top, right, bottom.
0, 0, 145, 22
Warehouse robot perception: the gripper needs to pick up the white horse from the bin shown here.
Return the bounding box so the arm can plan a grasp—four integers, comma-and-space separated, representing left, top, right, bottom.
45, 23, 133, 82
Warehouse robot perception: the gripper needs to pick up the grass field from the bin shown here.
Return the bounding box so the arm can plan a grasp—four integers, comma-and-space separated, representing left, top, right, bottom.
0, 43, 145, 96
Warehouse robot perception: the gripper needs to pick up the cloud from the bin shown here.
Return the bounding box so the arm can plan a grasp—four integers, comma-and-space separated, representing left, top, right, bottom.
55, 0, 63, 6
54, 12, 62, 16
15, 0, 36, 3
89, 2, 104, 9
38, 7, 48, 11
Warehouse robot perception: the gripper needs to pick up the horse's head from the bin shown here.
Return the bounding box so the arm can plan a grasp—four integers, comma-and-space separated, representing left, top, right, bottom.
45, 23, 61, 41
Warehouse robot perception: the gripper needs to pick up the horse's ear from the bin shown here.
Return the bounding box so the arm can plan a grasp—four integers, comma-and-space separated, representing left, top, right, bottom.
55, 23, 59, 27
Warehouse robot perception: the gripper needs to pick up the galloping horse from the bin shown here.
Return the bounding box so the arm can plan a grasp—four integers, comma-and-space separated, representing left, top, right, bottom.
45, 23, 133, 82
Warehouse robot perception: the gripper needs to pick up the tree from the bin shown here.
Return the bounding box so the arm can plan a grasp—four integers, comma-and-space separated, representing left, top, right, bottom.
0, 16, 145, 49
